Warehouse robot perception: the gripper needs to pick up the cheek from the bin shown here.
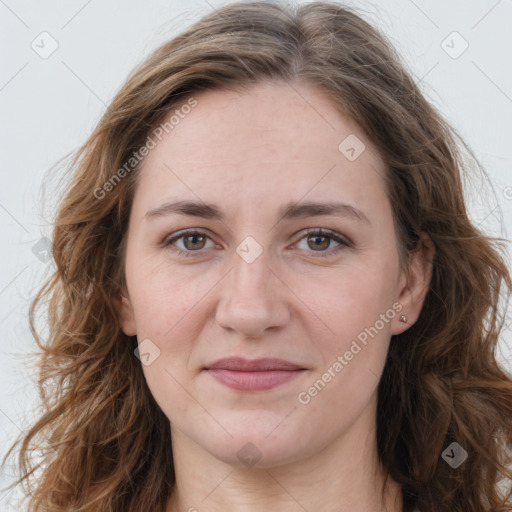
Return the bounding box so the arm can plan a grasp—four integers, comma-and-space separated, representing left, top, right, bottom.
294, 258, 397, 344
127, 257, 206, 334
130, 264, 211, 422
294, 255, 398, 404
125, 263, 211, 413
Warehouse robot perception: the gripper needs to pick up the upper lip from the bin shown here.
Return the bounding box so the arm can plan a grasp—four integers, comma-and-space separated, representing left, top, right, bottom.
205, 357, 304, 371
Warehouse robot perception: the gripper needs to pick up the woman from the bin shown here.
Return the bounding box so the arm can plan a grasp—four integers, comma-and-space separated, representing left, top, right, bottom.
3, 1, 511, 511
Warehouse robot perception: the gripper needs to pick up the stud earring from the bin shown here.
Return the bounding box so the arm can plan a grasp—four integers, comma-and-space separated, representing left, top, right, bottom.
400, 315, 407, 323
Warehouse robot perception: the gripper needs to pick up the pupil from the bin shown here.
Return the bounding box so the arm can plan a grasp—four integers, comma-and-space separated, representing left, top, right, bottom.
310, 235, 328, 250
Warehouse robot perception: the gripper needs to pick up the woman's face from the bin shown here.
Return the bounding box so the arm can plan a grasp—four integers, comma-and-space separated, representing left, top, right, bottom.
119, 81, 424, 468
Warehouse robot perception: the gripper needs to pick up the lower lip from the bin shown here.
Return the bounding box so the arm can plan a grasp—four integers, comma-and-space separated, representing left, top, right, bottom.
206, 369, 305, 391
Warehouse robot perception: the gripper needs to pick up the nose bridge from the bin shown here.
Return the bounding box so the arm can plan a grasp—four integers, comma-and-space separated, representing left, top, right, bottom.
233, 234, 269, 288
215, 237, 290, 337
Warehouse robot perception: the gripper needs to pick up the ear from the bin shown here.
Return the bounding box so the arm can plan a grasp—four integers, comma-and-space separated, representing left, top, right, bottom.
391, 234, 435, 335
115, 291, 137, 336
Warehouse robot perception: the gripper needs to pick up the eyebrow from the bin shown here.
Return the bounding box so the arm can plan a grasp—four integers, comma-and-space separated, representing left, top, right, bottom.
145, 201, 371, 224
145, 199, 370, 225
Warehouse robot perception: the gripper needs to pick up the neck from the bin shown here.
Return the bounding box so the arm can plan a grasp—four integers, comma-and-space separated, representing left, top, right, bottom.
165, 396, 403, 512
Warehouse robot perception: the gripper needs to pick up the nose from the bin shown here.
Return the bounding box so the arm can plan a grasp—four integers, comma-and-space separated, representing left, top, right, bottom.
215, 248, 291, 339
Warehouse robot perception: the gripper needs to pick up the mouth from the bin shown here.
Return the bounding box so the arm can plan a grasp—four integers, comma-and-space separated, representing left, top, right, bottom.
204, 357, 307, 391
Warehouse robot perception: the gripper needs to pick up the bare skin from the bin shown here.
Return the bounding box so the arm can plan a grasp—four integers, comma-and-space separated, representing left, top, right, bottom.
117, 80, 433, 512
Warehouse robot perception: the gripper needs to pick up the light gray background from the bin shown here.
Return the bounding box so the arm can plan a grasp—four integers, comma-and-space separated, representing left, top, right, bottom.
1, 0, 511, 509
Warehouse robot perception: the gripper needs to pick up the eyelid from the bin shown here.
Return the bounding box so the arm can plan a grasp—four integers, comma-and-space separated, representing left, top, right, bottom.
161, 227, 353, 257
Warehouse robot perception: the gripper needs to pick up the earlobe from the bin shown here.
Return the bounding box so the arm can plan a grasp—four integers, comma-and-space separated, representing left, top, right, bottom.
116, 293, 137, 336
391, 235, 435, 335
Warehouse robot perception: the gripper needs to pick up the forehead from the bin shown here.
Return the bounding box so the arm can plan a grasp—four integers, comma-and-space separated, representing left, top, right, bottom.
132, 81, 388, 220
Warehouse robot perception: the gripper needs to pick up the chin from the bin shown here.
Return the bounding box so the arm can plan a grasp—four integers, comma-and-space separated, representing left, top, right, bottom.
192, 415, 317, 469
206, 435, 306, 469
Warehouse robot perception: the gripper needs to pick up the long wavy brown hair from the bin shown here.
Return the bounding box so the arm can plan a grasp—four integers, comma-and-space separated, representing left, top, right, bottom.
2, 1, 511, 511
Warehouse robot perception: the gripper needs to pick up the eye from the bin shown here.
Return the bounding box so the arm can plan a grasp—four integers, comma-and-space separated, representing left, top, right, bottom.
161, 228, 352, 258
161, 230, 216, 257
293, 228, 352, 257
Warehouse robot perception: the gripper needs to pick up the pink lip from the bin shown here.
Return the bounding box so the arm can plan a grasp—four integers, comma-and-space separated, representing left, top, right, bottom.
205, 357, 306, 391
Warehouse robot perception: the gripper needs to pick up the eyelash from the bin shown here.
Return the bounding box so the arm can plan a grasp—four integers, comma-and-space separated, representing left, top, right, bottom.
160, 228, 352, 258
